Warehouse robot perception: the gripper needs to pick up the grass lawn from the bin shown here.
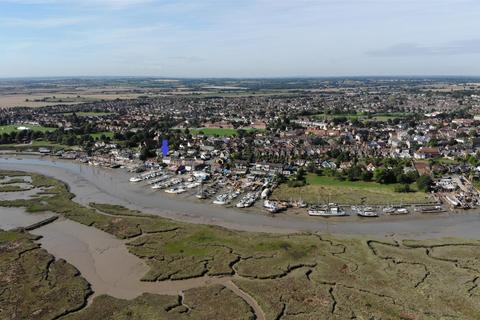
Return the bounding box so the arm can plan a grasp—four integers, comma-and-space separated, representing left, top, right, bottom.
187, 127, 262, 137
0, 140, 75, 151
272, 174, 432, 205
0, 124, 56, 134
90, 131, 114, 139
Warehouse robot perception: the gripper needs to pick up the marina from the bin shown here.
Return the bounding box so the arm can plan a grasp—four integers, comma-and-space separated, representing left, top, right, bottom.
2, 156, 480, 239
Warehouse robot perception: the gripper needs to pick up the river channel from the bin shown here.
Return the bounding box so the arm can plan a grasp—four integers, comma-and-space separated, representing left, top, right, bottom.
1, 155, 480, 239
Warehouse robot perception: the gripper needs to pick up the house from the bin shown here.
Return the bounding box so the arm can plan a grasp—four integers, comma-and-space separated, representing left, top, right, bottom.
366, 163, 376, 172
414, 147, 441, 159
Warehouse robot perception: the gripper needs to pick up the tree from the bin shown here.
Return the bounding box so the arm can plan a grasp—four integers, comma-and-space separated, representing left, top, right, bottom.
361, 171, 373, 181
139, 147, 150, 161
373, 168, 396, 184
296, 168, 306, 181
416, 175, 433, 192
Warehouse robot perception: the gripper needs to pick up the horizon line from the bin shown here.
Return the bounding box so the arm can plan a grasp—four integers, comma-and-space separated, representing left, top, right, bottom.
2, 75, 480, 81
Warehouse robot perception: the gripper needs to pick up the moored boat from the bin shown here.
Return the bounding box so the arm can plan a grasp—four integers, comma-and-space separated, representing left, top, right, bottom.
357, 206, 378, 217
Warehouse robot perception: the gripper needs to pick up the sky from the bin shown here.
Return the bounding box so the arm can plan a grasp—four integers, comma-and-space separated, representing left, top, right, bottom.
0, 0, 480, 78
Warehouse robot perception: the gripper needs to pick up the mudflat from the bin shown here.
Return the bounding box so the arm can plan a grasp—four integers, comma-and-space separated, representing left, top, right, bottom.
2, 156, 480, 239
1, 170, 480, 319
31, 218, 235, 300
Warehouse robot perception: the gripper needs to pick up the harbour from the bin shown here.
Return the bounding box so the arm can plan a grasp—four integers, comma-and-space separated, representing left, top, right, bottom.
1, 155, 480, 239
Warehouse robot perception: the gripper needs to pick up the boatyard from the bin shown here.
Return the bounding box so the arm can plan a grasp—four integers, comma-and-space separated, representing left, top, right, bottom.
124, 163, 456, 219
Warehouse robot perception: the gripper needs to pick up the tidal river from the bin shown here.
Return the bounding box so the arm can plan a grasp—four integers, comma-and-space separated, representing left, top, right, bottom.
0, 208, 237, 300
1, 155, 480, 239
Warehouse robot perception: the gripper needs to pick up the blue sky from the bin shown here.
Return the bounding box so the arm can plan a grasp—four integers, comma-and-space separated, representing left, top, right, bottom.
0, 0, 479, 77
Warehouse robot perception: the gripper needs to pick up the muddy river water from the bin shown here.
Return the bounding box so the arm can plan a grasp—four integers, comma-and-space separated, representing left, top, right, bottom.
0, 207, 263, 317
31, 218, 235, 300
1, 155, 480, 239
0, 209, 231, 299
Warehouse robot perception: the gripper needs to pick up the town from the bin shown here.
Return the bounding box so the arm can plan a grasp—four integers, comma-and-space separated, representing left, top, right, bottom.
2, 77, 480, 217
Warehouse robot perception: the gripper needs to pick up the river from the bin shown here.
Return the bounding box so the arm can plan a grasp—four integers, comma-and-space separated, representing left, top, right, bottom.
1, 155, 480, 239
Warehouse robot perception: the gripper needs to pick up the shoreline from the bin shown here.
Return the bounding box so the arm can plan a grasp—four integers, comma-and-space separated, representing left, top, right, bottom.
2, 155, 480, 239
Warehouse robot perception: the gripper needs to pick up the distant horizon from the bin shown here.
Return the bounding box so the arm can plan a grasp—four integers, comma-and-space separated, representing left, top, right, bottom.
2, 74, 480, 81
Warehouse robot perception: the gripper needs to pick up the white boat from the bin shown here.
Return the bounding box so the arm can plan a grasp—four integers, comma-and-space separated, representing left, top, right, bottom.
236, 202, 245, 208
213, 194, 230, 205
357, 207, 378, 217
382, 206, 395, 213
186, 182, 201, 189
165, 187, 186, 194
292, 199, 307, 208
264, 200, 280, 213
129, 176, 142, 183
236, 192, 259, 208
309, 204, 347, 217
261, 188, 270, 199
308, 205, 328, 216
393, 208, 409, 215
148, 175, 169, 185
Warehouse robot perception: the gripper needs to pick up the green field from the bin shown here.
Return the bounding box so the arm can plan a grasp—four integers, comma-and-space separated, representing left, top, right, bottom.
0, 124, 56, 134
187, 127, 262, 137
0, 140, 74, 151
272, 174, 431, 205
90, 131, 114, 139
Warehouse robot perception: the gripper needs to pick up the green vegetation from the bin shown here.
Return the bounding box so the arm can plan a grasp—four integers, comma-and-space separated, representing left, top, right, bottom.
0, 140, 75, 151
0, 230, 91, 320
0, 177, 28, 185
0, 124, 56, 134
90, 131, 114, 140
65, 286, 255, 320
274, 174, 431, 205
0, 185, 30, 192
1, 171, 480, 319
189, 127, 238, 136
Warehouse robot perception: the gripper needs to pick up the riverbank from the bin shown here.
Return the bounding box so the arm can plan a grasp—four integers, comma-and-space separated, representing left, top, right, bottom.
1, 155, 480, 239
